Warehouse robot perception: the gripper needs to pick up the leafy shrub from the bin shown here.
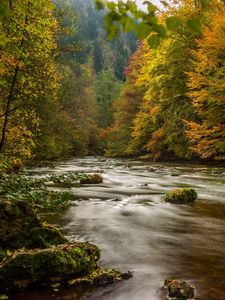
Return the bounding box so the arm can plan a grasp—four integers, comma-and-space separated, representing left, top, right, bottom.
47, 172, 90, 184
47, 172, 103, 185
0, 171, 103, 213
0, 174, 73, 213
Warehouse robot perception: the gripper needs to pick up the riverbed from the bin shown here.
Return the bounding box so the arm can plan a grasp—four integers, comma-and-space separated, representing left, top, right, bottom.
15, 157, 225, 300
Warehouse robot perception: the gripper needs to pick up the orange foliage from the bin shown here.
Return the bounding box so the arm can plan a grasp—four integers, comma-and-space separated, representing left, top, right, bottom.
186, 2, 225, 160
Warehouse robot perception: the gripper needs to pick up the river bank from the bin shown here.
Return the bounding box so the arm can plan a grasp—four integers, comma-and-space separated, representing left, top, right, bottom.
0, 166, 131, 298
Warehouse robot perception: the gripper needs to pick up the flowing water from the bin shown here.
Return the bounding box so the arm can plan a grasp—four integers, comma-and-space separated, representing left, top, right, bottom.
14, 157, 225, 300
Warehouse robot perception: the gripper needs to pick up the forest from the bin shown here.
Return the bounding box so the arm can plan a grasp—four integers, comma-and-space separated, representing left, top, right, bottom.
0, 0, 224, 172
101, 0, 225, 161
0, 0, 135, 168
0, 1, 225, 300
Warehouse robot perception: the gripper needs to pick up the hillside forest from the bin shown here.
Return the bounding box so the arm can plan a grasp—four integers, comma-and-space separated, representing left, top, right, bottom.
0, 0, 225, 169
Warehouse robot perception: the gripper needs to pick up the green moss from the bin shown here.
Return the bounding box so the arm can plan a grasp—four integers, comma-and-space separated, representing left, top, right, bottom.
29, 224, 68, 249
0, 200, 67, 250
68, 268, 125, 286
0, 242, 100, 290
164, 188, 197, 204
0, 249, 6, 262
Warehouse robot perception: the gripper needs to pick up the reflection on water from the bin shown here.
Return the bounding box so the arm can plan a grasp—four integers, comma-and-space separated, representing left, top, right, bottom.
14, 157, 225, 300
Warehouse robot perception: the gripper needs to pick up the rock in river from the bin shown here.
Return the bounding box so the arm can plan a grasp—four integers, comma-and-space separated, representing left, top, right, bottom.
164, 188, 197, 204
164, 278, 195, 299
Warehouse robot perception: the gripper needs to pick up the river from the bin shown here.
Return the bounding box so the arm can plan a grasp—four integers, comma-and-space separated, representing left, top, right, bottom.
15, 157, 225, 300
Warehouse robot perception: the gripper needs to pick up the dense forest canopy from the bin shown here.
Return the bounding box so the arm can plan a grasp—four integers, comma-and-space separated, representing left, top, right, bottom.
0, 0, 136, 167
98, 0, 225, 161
0, 0, 224, 168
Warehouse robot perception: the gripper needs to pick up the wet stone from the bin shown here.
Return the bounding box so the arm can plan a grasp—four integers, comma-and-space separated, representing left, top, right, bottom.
0, 242, 100, 291
164, 279, 195, 300
80, 174, 103, 184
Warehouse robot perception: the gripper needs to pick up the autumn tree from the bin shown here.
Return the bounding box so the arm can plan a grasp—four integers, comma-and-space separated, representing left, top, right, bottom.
58, 56, 100, 156
0, 0, 59, 162
103, 44, 146, 156
104, 0, 201, 160
186, 1, 225, 160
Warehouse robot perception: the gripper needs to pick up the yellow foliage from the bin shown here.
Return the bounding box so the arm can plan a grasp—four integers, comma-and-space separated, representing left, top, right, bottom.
186, 2, 225, 159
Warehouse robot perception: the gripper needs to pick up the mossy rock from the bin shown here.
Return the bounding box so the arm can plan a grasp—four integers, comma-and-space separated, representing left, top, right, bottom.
0, 199, 130, 293
0, 248, 7, 262
164, 188, 197, 204
0, 242, 100, 291
0, 199, 67, 249
68, 268, 132, 287
29, 223, 68, 249
80, 174, 103, 184
164, 278, 195, 299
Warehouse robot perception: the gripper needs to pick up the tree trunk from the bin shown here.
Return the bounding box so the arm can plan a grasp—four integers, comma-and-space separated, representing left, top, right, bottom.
0, 7, 28, 152
0, 66, 19, 152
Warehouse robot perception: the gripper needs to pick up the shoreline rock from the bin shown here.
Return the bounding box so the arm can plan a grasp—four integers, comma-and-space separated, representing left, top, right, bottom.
0, 199, 67, 250
0, 242, 99, 291
0, 199, 129, 293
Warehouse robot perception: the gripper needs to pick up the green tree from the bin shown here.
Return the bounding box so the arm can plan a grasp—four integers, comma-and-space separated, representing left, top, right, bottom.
95, 69, 122, 128
69, 0, 137, 80
96, 0, 209, 47
103, 45, 146, 157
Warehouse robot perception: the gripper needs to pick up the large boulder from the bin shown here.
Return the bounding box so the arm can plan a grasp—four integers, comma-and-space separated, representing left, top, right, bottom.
0, 199, 67, 250
164, 188, 197, 204
0, 242, 100, 291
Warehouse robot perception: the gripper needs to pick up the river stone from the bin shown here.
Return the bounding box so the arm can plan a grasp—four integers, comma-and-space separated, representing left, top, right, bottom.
80, 174, 103, 184
164, 188, 197, 204
0, 199, 67, 250
68, 268, 132, 287
164, 279, 195, 299
0, 242, 100, 291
